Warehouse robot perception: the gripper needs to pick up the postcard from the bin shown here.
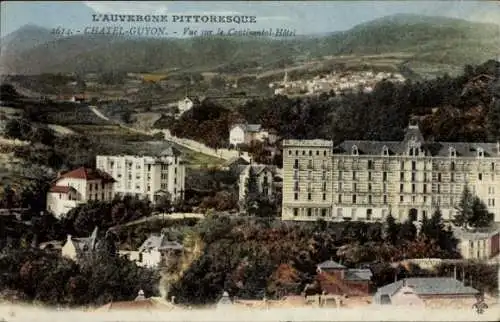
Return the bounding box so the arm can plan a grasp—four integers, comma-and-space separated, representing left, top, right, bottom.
0, 1, 499, 321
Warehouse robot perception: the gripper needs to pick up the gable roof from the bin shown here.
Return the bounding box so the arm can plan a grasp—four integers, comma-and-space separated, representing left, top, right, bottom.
373, 278, 479, 302
49, 185, 76, 194
58, 167, 115, 183
67, 227, 99, 255
317, 260, 346, 270
138, 234, 184, 252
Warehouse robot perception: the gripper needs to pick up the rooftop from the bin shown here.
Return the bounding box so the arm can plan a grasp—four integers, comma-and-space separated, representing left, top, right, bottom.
373, 277, 479, 303
57, 167, 115, 183
138, 234, 184, 252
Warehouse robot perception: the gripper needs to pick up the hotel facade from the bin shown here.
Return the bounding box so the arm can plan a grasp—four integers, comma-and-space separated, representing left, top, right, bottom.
96, 146, 186, 204
282, 124, 500, 223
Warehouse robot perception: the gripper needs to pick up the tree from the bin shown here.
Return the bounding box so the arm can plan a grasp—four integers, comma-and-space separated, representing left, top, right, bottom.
454, 186, 493, 229
486, 99, 500, 141
469, 197, 494, 229
453, 186, 474, 229
383, 213, 398, 245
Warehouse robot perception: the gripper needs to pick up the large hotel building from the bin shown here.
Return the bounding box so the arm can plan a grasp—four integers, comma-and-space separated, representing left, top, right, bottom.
282, 124, 500, 223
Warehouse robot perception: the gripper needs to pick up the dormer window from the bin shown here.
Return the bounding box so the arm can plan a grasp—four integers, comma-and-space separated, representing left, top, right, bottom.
409, 147, 418, 156
449, 147, 456, 157
477, 147, 484, 158
382, 146, 389, 156
351, 145, 359, 156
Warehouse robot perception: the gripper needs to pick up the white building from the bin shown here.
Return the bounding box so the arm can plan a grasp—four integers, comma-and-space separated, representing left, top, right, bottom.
229, 123, 277, 146
120, 234, 184, 268
96, 147, 186, 204
454, 228, 500, 261
46, 167, 115, 218
177, 97, 196, 115
282, 124, 500, 223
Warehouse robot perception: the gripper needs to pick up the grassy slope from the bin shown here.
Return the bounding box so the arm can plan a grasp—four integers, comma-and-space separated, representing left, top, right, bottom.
2, 15, 499, 76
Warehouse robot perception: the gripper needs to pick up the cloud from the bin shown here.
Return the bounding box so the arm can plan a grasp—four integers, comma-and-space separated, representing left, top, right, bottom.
83, 1, 168, 15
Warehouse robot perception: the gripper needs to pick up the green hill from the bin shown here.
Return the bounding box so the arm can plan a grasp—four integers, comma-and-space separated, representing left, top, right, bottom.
1, 14, 499, 75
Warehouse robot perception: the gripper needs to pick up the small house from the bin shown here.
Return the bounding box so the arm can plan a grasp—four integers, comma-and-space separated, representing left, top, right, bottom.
61, 227, 100, 261
121, 234, 183, 268
372, 277, 480, 308
315, 260, 373, 297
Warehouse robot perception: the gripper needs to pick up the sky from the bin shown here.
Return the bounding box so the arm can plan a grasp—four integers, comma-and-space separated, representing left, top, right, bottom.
1, 1, 500, 38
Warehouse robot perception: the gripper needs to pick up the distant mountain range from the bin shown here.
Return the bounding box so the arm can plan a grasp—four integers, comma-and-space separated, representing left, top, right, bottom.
0, 14, 499, 75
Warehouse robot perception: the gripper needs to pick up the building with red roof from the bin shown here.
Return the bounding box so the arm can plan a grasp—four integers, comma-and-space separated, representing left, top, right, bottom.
46, 166, 115, 217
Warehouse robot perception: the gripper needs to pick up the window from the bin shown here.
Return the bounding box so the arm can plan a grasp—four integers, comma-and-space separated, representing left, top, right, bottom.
368, 172, 372, 181
478, 173, 483, 181
400, 161, 404, 170
423, 184, 427, 193
338, 171, 343, 180
322, 193, 326, 201
324, 151, 327, 156
400, 172, 404, 181
382, 146, 389, 156
322, 171, 327, 180
383, 183, 387, 193
308, 193, 312, 200
366, 209, 372, 221
294, 170, 299, 179
438, 173, 442, 182
353, 183, 357, 192
449, 147, 456, 157
307, 208, 312, 216
368, 183, 372, 192
383, 172, 387, 181
294, 193, 298, 200
368, 160, 373, 169
383, 195, 388, 204
294, 159, 299, 169
352, 171, 357, 180
351, 145, 359, 155
316, 150, 319, 156
411, 172, 416, 181
412, 161, 416, 171
412, 184, 416, 193
288, 150, 292, 155
352, 195, 357, 204
492, 162, 495, 171
322, 182, 327, 191
294, 182, 299, 191
309, 150, 312, 156
477, 148, 484, 158
338, 194, 342, 203
368, 195, 372, 204
339, 182, 343, 191
293, 208, 298, 216
295, 150, 298, 155
308, 160, 313, 169
400, 184, 404, 193
321, 209, 327, 217
451, 173, 455, 182
302, 151, 305, 155
451, 161, 455, 171
400, 195, 404, 203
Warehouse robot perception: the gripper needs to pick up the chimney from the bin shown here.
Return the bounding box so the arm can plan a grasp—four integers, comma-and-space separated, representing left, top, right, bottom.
171, 296, 175, 304
67, 234, 72, 243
